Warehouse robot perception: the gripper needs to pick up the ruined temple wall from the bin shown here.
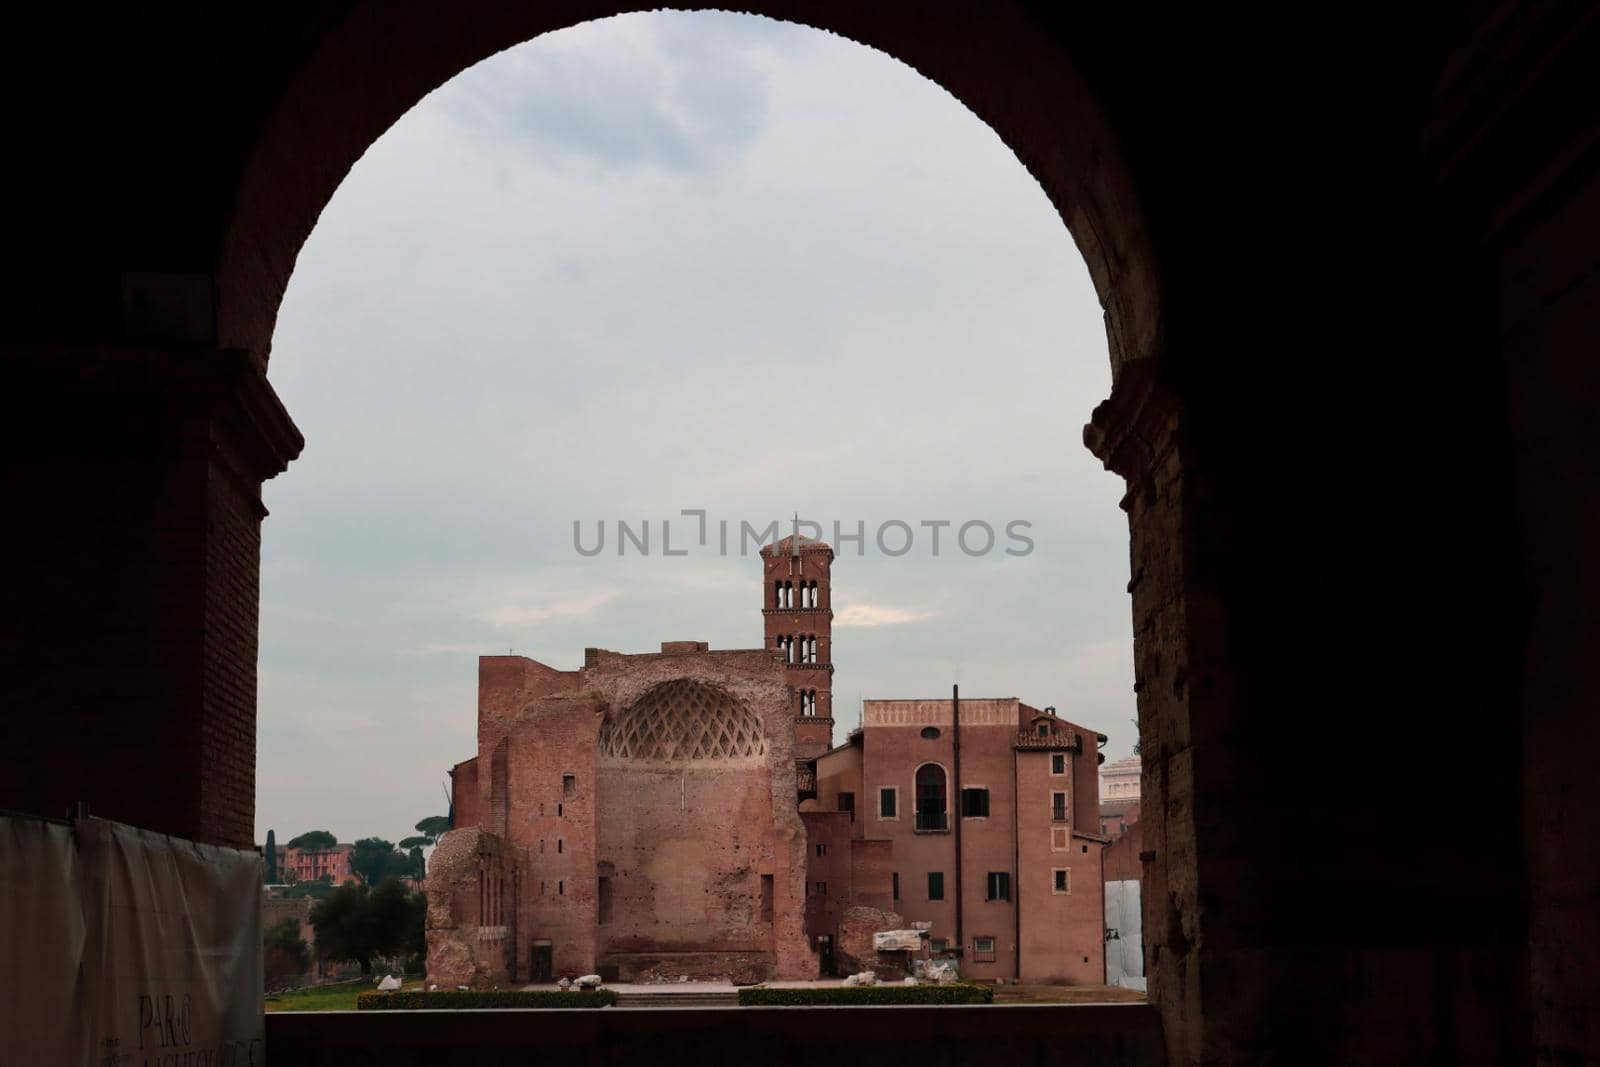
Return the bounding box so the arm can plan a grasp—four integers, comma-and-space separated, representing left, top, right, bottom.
450, 757, 480, 832
801, 810, 854, 951
583, 649, 816, 979
506, 693, 601, 980
598, 762, 780, 953
475, 655, 581, 827
425, 828, 524, 989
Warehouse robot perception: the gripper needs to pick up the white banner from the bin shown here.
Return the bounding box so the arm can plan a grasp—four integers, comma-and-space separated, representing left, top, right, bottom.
0, 815, 263, 1066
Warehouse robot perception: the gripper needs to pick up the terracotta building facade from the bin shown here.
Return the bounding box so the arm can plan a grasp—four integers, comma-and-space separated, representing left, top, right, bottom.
809, 697, 1107, 983
428, 536, 1105, 986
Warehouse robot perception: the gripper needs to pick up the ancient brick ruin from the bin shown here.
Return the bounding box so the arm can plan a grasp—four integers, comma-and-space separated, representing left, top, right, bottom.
430, 637, 815, 985
429, 535, 1107, 985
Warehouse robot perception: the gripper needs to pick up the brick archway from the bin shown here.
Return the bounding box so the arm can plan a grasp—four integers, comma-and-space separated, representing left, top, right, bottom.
7, 5, 1590, 1065
217, 9, 1195, 1055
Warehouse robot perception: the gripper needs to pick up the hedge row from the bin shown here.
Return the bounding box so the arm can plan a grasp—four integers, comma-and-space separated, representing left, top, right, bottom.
356, 989, 617, 1010
737, 983, 993, 1006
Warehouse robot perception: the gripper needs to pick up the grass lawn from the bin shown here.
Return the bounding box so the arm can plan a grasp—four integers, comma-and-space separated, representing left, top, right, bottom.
264, 978, 423, 1012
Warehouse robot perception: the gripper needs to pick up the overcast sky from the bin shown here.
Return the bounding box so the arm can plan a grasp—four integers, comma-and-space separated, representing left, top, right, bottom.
257, 11, 1133, 848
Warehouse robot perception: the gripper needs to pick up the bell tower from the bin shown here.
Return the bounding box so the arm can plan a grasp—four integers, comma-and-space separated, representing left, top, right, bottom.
760, 533, 834, 761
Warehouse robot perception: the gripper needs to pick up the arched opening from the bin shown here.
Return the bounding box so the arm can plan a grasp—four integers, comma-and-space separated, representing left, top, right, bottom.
257, 1, 1139, 1020
0, 5, 1580, 1065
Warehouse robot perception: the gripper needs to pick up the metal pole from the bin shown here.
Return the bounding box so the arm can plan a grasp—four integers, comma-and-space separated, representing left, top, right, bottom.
952, 684, 963, 958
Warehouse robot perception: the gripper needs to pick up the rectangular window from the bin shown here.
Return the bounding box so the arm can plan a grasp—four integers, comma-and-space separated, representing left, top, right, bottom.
973, 937, 997, 963
931, 938, 949, 952
928, 871, 945, 901
760, 874, 774, 922
816, 843, 828, 857
562, 774, 576, 796
986, 871, 1011, 901
892, 872, 900, 901
879, 787, 897, 818
598, 876, 613, 924
1052, 792, 1068, 822
1051, 753, 1066, 775
815, 881, 827, 896
961, 788, 990, 818
838, 792, 855, 822
558, 880, 564, 895
1053, 869, 1070, 894
1051, 827, 1070, 851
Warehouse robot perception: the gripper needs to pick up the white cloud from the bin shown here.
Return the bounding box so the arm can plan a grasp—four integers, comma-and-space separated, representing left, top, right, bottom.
833, 603, 932, 628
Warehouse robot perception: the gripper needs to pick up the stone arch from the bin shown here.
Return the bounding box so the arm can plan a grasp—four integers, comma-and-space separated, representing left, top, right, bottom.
216, 3, 1163, 374
199, 0, 1171, 1049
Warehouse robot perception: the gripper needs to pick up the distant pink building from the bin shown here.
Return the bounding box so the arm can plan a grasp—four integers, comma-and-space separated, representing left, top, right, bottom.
275, 844, 356, 885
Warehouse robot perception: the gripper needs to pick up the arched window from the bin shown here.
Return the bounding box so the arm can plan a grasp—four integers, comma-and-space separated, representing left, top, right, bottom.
808, 636, 818, 663
915, 764, 948, 831
783, 580, 793, 608
810, 580, 820, 607
774, 580, 783, 608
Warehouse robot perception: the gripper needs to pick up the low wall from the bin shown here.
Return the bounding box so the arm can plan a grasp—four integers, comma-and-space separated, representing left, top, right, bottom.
606, 950, 774, 984
267, 1003, 1164, 1066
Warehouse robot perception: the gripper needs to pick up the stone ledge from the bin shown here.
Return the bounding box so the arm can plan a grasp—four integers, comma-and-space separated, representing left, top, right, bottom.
266, 1002, 1164, 1065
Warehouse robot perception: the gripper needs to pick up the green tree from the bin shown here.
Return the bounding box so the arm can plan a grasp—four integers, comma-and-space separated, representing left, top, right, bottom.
285, 874, 334, 899
264, 829, 278, 883
1132, 718, 1141, 757
311, 883, 379, 976
405, 891, 427, 964
349, 837, 407, 885
262, 916, 310, 985
310, 877, 420, 977
287, 830, 337, 851
406, 845, 426, 881
414, 816, 450, 844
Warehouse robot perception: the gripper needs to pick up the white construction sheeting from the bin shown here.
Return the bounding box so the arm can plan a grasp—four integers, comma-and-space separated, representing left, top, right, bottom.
1104, 878, 1145, 990
872, 929, 924, 952
0, 814, 263, 1065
